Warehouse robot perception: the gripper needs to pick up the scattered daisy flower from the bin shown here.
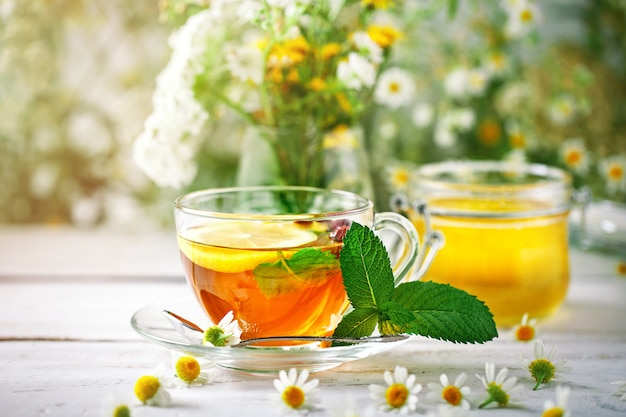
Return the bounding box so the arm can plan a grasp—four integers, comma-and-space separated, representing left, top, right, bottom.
547, 94, 578, 125
134, 374, 171, 407
99, 391, 133, 417
611, 380, 626, 401
522, 340, 572, 390
385, 162, 414, 194
513, 313, 539, 342
427, 372, 471, 409
559, 138, 590, 174
476, 362, 523, 408
374, 68, 416, 108
369, 365, 422, 414
503, 0, 541, 39
171, 351, 213, 386
273, 368, 320, 412
541, 385, 571, 417
203, 310, 242, 347
599, 154, 626, 194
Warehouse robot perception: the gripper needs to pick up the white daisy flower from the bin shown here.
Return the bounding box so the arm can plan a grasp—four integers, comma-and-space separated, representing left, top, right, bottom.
374, 68, 415, 108
522, 340, 572, 390
337, 52, 377, 90
369, 365, 422, 414
559, 138, 590, 174
434, 116, 458, 148
503, 0, 541, 38
541, 385, 571, 417
611, 380, 626, 401
426, 372, 471, 409
273, 368, 320, 412
599, 154, 626, 194
134, 374, 171, 407
512, 313, 539, 342
411, 102, 435, 128
547, 94, 577, 125
225, 42, 264, 84
444, 67, 471, 100
170, 351, 214, 386
99, 391, 133, 417
353, 31, 383, 64
476, 362, 523, 408
203, 310, 243, 347
466, 67, 491, 97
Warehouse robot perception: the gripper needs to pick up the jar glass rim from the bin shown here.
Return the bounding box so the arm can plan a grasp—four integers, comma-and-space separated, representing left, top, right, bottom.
412, 161, 572, 218
174, 185, 373, 221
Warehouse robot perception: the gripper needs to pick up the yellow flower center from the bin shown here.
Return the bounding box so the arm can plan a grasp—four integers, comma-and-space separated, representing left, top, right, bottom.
112, 404, 131, 417
478, 120, 501, 146
134, 375, 160, 403
515, 324, 535, 341
565, 150, 582, 166
176, 356, 201, 383
609, 165, 624, 180
367, 25, 401, 48
520, 9, 534, 23
442, 385, 463, 406
385, 383, 409, 408
509, 132, 526, 148
542, 406, 565, 417
389, 82, 400, 93
282, 385, 306, 409
617, 262, 626, 275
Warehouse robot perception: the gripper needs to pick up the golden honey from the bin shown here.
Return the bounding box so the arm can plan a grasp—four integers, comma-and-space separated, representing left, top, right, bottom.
408, 161, 572, 326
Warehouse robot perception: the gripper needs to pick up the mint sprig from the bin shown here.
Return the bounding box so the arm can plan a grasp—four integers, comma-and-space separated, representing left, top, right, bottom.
333, 222, 498, 343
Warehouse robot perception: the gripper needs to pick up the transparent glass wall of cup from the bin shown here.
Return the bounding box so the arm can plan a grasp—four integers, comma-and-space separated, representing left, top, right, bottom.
404, 161, 573, 326
174, 186, 424, 343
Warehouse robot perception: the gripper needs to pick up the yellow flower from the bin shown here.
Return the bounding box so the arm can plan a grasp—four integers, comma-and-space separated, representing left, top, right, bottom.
273, 368, 320, 412
367, 24, 402, 48
321, 43, 341, 60
134, 375, 171, 406
369, 366, 422, 413
362, 0, 395, 9
322, 125, 358, 149
308, 77, 326, 91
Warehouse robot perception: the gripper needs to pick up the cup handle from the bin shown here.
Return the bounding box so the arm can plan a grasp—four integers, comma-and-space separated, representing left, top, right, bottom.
387, 194, 445, 284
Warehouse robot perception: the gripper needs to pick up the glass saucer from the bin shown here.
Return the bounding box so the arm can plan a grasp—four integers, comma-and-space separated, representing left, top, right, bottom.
131, 297, 409, 374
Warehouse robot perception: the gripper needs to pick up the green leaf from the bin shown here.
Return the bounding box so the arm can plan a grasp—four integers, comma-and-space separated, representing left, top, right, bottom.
253, 248, 340, 298
339, 222, 394, 309
391, 281, 498, 343
332, 307, 378, 339
378, 300, 415, 334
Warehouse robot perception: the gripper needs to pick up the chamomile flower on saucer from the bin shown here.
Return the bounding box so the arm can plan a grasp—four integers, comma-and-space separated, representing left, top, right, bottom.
273, 368, 320, 413
170, 351, 213, 386
541, 385, 571, 417
426, 372, 471, 410
369, 365, 422, 414
203, 310, 242, 347
512, 313, 539, 342
476, 362, 523, 408
522, 340, 572, 390
99, 391, 132, 417
134, 374, 171, 407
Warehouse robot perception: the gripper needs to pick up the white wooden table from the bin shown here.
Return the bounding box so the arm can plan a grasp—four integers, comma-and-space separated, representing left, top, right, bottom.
1, 225, 625, 416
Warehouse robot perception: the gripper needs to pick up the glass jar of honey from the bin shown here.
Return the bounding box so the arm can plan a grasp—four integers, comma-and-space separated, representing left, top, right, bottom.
405, 161, 572, 326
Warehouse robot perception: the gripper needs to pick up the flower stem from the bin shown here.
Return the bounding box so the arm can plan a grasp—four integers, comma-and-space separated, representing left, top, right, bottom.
533, 374, 545, 390
478, 397, 494, 409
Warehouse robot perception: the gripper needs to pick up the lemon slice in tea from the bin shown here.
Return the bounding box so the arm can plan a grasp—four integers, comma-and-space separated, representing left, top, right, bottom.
178, 221, 319, 273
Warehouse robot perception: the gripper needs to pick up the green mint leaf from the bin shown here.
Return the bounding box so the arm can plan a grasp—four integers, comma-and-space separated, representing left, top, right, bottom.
253, 248, 339, 298
391, 281, 498, 343
378, 300, 415, 335
338, 222, 394, 309
332, 307, 378, 339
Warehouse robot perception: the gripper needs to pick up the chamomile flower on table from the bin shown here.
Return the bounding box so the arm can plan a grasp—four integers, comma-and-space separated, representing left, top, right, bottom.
512, 313, 539, 342
202, 310, 242, 347
134, 374, 171, 407
521, 340, 572, 390
476, 362, 523, 409
369, 365, 422, 414
611, 380, 626, 401
170, 351, 213, 387
99, 391, 133, 417
273, 368, 320, 413
426, 372, 471, 410
541, 385, 571, 417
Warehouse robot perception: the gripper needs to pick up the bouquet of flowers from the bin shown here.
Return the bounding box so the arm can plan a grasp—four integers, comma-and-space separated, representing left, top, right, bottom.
133, 0, 425, 192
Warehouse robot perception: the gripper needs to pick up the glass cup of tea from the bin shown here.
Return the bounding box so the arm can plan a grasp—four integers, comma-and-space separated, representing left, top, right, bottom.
174, 186, 427, 342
